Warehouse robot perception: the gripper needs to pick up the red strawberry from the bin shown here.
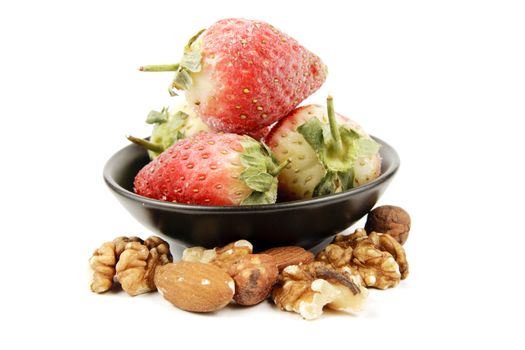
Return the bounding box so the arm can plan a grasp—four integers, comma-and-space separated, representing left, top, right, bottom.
265, 97, 381, 201
140, 18, 328, 134
134, 132, 289, 206
244, 124, 273, 141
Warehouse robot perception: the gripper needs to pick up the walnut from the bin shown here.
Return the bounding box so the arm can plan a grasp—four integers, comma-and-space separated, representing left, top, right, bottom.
115, 236, 172, 296
113, 236, 143, 257
181, 240, 253, 271
351, 234, 401, 289
228, 254, 279, 306
372, 232, 409, 279
316, 244, 353, 268
89, 242, 117, 293
365, 205, 411, 245
317, 228, 409, 289
272, 262, 368, 320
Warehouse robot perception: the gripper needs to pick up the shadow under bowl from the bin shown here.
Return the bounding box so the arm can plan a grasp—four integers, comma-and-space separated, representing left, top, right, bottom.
103, 136, 400, 250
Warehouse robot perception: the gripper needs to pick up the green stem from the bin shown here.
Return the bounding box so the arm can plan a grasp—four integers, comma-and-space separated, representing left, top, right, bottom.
326, 95, 342, 152
126, 135, 165, 153
270, 158, 292, 176
139, 63, 180, 72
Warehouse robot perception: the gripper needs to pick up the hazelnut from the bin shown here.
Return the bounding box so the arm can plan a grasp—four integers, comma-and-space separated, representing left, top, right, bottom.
228, 254, 279, 306
365, 205, 411, 245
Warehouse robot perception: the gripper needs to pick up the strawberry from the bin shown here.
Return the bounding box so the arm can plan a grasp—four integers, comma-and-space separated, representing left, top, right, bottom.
140, 18, 328, 134
245, 124, 272, 141
265, 97, 381, 201
134, 132, 289, 206
127, 103, 271, 158
128, 103, 210, 159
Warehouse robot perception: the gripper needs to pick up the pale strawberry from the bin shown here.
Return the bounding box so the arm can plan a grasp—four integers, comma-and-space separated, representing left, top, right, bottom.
265, 97, 381, 201
140, 18, 328, 134
128, 103, 210, 159
134, 132, 289, 206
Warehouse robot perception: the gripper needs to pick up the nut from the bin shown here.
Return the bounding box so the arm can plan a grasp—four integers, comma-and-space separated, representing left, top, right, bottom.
89, 242, 117, 293
181, 240, 253, 271
365, 205, 411, 245
272, 262, 367, 320
213, 240, 253, 270
260, 246, 314, 271
228, 254, 279, 306
154, 261, 235, 313
370, 232, 409, 279
315, 244, 353, 268
182, 246, 217, 263
351, 234, 401, 289
113, 236, 144, 257
317, 228, 409, 289
89, 236, 148, 293
115, 236, 172, 296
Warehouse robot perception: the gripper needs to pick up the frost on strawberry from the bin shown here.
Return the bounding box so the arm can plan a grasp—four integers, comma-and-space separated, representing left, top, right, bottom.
140, 18, 328, 134
133, 133, 289, 206
265, 97, 381, 201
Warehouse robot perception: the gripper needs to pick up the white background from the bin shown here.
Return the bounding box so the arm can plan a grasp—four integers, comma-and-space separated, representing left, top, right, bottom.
1, 0, 524, 348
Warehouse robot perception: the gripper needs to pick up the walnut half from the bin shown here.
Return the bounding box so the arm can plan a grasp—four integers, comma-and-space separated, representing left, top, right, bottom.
272, 262, 368, 320
89, 236, 144, 293
89, 242, 117, 293
89, 235, 172, 295
116, 236, 173, 296
317, 228, 409, 290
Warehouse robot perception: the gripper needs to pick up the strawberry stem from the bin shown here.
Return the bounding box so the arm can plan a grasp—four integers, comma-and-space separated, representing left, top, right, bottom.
139, 64, 180, 72
327, 95, 342, 152
270, 158, 292, 176
126, 135, 165, 153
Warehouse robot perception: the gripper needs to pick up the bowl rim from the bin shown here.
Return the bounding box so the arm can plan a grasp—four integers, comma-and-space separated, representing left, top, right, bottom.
103, 135, 400, 213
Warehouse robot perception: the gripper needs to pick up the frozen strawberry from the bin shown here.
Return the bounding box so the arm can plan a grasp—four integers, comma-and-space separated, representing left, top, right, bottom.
134, 132, 289, 206
265, 97, 381, 201
128, 103, 210, 159
245, 124, 273, 141
140, 18, 328, 134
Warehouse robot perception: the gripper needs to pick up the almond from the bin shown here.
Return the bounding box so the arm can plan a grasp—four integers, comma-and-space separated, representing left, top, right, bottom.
260, 246, 314, 271
154, 261, 235, 313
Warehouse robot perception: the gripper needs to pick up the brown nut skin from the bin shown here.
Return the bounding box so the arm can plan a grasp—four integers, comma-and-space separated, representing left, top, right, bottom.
228, 254, 279, 306
154, 262, 235, 313
260, 246, 314, 271
365, 205, 411, 245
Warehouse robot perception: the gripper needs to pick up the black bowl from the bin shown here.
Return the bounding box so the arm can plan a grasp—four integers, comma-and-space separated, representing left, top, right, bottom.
103, 136, 399, 250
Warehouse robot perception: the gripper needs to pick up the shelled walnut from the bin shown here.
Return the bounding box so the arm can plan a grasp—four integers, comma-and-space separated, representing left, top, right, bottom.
90, 236, 145, 293
89, 242, 117, 293
316, 228, 409, 290
89, 235, 172, 295
316, 244, 353, 268
113, 236, 144, 257
272, 262, 367, 320
116, 236, 173, 296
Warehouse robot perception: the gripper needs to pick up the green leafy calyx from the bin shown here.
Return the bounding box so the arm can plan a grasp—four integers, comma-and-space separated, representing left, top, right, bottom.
298, 97, 380, 196
239, 137, 289, 205
139, 28, 206, 95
